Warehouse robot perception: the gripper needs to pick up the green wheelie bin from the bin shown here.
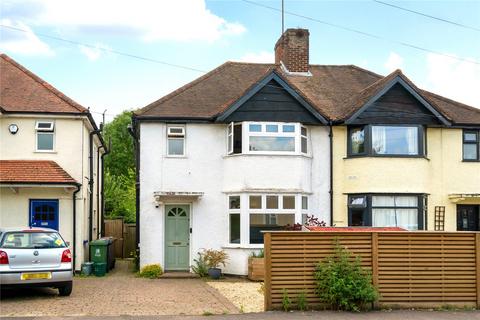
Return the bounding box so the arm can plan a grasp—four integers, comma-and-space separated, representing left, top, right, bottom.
89, 239, 108, 277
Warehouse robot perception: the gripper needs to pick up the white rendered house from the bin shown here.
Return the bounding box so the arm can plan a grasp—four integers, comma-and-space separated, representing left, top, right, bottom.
133, 30, 332, 275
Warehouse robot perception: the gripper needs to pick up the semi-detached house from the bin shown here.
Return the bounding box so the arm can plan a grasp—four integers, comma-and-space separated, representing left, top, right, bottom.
132, 29, 480, 275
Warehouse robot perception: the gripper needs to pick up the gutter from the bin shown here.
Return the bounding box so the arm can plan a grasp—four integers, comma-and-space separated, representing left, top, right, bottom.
128, 118, 140, 252
96, 145, 103, 238
72, 184, 81, 272
328, 121, 334, 226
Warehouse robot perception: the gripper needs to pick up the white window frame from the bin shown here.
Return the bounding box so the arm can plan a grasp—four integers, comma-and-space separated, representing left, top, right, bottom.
226, 122, 309, 155
166, 125, 186, 157
35, 120, 55, 152
226, 193, 309, 247
228, 195, 241, 244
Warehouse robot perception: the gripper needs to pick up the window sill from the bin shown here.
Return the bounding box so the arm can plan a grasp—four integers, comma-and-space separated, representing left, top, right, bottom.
223, 153, 312, 159
164, 155, 187, 159
344, 155, 430, 160
35, 150, 57, 154
462, 159, 480, 162
222, 244, 264, 249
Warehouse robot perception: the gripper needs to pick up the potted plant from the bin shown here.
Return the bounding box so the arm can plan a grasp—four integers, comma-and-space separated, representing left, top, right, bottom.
202, 249, 228, 279
248, 249, 265, 281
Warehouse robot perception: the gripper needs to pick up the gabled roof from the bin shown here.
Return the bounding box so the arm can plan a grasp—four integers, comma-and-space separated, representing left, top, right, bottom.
135, 62, 480, 125
344, 69, 450, 125
0, 160, 78, 185
0, 54, 88, 114
216, 71, 328, 124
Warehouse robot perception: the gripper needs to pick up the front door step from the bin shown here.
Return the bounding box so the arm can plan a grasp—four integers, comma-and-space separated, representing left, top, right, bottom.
160, 272, 199, 279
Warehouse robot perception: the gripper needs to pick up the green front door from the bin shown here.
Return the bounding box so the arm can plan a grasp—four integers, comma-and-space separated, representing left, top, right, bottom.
165, 205, 190, 270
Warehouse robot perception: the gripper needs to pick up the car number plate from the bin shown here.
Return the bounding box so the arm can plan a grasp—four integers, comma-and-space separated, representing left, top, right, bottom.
21, 272, 52, 280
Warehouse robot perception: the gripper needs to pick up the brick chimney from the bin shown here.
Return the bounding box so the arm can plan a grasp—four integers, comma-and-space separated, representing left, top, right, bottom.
274, 28, 310, 73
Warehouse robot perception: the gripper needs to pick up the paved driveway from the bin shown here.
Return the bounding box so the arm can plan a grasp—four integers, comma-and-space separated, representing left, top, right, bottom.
0, 261, 237, 317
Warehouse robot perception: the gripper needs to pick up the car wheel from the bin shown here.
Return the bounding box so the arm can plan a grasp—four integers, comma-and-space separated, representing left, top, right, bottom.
58, 281, 73, 296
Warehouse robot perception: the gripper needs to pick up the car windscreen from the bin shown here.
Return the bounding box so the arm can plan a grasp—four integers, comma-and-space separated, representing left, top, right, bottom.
0, 232, 66, 249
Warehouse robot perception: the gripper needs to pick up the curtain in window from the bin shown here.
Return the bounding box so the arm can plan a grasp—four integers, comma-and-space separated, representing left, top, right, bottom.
405, 127, 418, 155
372, 126, 387, 154
372, 209, 396, 227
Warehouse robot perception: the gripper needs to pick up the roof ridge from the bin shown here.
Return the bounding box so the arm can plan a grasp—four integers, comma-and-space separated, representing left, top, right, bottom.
0, 54, 88, 114
136, 61, 236, 116
347, 64, 384, 79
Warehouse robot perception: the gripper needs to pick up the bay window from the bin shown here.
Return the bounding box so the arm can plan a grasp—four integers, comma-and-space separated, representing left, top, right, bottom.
228, 194, 309, 245
348, 125, 424, 157
227, 122, 308, 155
463, 130, 479, 161
348, 194, 425, 230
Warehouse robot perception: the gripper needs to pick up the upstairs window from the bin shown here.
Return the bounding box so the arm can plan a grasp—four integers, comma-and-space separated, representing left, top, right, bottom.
348, 125, 423, 157
167, 125, 185, 156
227, 122, 308, 155
463, 130, 479, 161
35, 121, 54, 151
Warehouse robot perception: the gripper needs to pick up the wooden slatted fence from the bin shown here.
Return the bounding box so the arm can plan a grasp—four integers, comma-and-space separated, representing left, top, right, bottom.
264, 231, 480, 310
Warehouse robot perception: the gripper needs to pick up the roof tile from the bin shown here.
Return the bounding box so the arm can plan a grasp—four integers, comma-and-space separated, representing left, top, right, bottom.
0, 160, 78, 185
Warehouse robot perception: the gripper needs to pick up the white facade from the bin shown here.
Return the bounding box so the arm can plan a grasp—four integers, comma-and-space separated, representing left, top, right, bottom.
139, 122, 330, 275
0, 114, 104, 270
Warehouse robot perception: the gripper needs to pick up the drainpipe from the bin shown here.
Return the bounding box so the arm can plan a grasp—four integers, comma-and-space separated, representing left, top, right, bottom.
72, 184, 81, 273
89, 128, 101, 243
96, 145, 103, 239
100, 139, 111, 237
128, 119, 140, 251
329, 122, 334, 226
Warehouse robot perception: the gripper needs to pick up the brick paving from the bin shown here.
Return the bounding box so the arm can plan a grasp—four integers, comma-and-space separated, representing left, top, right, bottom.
0, 260, 237, 317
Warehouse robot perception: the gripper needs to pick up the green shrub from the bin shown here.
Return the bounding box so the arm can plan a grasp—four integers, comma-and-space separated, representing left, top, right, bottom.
139, 264, 163, 279
192, 252, 209, 277
282, 289, 291, 312
297, 291, 308, 311
314, 241, 379, 312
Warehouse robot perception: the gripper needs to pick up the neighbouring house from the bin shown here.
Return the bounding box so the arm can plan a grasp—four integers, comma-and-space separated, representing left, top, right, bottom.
132, 28, 480, 275
0, 54, 108, 271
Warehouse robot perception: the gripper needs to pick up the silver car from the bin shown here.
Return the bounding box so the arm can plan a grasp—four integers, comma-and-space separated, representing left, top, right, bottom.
0, 227, 73, 296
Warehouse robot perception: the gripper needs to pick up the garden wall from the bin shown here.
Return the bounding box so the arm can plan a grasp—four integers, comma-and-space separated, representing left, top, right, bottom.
264, 231, 480, 310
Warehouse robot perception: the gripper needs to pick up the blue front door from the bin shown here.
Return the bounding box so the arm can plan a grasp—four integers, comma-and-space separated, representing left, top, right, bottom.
30, 200, 59, 230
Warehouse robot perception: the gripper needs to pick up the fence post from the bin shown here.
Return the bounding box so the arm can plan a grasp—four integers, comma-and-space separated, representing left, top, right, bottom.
264, 232, 272, 311
476, 233, 480, 309
371, 232, 379, 308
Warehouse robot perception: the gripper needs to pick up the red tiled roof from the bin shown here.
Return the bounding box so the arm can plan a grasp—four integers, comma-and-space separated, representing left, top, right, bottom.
0, 54, 88, 114
307, 227, 407, 232
0, 160, 78, 185
135, 62, 480, 125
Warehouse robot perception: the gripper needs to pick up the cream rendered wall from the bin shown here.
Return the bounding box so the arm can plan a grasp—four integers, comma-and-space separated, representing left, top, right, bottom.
0, 114, 104, 270
332, 126, 480, 231
139, 122, 330, 275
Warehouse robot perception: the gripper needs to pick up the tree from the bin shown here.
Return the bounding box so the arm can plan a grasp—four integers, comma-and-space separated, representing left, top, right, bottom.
103, 111, 135, 177
102, 110, 136, 222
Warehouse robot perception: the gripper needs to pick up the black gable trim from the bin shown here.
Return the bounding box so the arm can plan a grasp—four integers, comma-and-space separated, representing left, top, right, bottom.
216, 72, 327, 124
346, 77, 450, 126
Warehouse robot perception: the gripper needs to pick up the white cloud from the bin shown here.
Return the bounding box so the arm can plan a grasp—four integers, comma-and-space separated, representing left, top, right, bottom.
423, 53, 480, 108
0, 19, 53, 56
384, 52, 403, 72
79, 43, 111, 61
3, 0, 246, 43
237, 51, 274, 63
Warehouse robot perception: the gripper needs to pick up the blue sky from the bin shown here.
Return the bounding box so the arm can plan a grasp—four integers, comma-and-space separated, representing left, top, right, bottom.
1, 0, 479, 124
